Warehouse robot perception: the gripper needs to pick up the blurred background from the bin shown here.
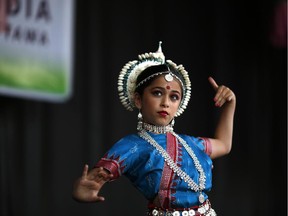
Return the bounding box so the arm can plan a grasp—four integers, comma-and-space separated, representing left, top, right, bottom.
0, 0, 287, 215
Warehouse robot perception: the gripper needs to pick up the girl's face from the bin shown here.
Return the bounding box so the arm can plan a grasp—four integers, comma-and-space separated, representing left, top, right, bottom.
135, 75, 182, 126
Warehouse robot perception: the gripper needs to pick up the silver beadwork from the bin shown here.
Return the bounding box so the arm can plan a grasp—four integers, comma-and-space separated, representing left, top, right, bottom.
138, 122, 173, 134
138, 130, 206, 201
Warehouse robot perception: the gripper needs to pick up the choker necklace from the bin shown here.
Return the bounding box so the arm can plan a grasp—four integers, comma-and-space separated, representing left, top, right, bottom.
137, 122, 174, 134
137, 127, 206, 203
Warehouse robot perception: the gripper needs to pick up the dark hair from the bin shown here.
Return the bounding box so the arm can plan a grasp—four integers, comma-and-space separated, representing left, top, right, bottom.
135, 63, 184, 96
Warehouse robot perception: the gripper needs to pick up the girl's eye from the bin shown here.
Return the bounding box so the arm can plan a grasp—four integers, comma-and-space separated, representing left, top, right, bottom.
152, 90, 162, 97
170, 94, 180, 101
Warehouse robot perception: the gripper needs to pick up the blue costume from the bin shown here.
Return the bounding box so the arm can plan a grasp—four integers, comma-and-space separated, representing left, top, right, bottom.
95, 42, 218, 215
96, 132, 213, 209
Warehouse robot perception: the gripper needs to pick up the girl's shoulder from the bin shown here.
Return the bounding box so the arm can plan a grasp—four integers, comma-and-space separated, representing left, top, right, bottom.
112, 133, 146, 149
177, 133, 199, 141
176, 133, 206, 151
116, 133, 142, 143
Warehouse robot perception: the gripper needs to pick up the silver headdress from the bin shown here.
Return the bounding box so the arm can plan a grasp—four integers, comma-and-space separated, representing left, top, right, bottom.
117, 41, 191, 117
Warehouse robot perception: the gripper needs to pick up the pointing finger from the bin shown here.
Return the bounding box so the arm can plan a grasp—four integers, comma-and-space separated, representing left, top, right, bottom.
208, 77, 218, 91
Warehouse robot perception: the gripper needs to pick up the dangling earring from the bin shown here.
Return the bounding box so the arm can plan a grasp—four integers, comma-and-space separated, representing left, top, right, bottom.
171, 118, 175, 127
137, 110, 143, 131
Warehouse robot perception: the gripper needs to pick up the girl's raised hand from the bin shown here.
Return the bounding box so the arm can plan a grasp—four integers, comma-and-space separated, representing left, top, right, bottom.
72, 164, 113, 202
208, 77, 236, 107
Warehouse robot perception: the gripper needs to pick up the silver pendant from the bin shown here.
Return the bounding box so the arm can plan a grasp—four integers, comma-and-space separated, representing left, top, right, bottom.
152, 209, 159, 215
165, 73, 173, 82
188, 209, 195, 216
182, 211, 189, 216
172, 211, 180, 216
199, 193, 205, 203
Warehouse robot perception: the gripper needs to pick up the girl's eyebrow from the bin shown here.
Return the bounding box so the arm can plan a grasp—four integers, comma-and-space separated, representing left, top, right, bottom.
151, 86, 181, 94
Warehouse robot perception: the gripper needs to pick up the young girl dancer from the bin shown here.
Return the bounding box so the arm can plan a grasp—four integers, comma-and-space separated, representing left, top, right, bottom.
73, 42, 236, 216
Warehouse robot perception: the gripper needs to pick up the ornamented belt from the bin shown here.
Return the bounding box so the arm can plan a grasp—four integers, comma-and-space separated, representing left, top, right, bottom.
147, 199, 217, 216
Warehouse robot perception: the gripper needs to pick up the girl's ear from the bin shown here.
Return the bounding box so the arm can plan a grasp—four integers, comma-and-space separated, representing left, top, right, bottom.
134, 93, 142, 109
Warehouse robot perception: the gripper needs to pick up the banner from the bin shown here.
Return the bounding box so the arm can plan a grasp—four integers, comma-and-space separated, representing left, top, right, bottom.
0, 0, 74, 102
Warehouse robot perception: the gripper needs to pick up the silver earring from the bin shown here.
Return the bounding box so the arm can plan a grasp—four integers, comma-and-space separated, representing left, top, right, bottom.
171, 118, 175, 127
137, 111, 143, 131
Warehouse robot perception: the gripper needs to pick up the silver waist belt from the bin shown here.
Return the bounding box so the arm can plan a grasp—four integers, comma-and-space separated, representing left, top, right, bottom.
147, 200, 217, 216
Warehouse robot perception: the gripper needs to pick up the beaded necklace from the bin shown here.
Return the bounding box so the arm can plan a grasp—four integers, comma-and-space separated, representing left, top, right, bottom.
137, 123, 206, 203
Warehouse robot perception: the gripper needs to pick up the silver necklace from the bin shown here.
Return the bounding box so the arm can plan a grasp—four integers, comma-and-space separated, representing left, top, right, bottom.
140, 122, 174, 134
138, 129, 206, 203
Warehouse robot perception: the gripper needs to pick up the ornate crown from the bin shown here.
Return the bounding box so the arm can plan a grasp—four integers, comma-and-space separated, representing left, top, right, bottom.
117, 41, 191, 117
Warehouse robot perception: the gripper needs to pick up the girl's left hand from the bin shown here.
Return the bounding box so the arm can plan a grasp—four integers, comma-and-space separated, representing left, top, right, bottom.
208, 77, 236, 107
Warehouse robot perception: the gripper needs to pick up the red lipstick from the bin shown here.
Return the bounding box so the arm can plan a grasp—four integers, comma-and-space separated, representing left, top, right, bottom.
158, 111, 168, 117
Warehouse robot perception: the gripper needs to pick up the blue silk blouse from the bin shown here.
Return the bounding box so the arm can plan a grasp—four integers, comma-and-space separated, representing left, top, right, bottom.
96, 132, 213, 208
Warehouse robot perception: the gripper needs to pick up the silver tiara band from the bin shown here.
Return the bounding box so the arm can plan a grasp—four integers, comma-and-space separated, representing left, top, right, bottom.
135, 71, 185, 91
